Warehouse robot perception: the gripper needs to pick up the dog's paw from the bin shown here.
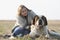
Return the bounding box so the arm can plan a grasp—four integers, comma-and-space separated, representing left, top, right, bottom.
45, 34, 50, 39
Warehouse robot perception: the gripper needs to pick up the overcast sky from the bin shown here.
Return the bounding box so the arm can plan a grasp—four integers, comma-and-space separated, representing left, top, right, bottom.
0, 0, 60, 20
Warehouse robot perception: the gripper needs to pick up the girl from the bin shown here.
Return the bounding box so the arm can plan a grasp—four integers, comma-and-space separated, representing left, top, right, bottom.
9, 5, 37, 39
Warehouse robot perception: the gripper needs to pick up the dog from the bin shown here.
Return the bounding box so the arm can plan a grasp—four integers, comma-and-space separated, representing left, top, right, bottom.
29, 15, 49, 40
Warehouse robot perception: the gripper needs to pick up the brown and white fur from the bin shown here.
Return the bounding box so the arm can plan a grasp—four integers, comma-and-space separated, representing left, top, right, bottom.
29, 15, 49, 40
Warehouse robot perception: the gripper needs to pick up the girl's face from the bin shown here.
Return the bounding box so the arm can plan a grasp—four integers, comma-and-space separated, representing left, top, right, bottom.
21, 8, 28, 16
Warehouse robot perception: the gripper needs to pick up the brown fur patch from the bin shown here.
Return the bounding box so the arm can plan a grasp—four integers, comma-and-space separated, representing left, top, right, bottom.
32, 15, 39, 25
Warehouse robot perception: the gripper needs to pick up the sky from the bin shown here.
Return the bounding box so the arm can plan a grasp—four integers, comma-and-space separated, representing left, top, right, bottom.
0, 0, 60, 20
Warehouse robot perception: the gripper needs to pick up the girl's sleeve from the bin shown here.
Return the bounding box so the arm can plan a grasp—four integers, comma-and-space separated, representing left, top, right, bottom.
14, 16, 26, 28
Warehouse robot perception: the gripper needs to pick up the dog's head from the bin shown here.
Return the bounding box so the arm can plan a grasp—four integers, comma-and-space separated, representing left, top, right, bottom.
31, 15, 43, 29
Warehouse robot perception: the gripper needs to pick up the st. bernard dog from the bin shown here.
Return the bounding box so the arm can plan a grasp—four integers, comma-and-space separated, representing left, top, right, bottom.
29, 15, 49, 40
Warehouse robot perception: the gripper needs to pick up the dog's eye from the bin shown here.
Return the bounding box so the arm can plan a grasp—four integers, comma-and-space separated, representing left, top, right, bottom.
39, 19, 42, 25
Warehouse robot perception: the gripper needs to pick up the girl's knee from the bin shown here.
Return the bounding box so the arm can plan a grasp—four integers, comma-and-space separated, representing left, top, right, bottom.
12, 27, 24, 37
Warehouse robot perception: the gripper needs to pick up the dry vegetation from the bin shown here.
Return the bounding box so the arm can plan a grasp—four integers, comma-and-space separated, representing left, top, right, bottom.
0, 20, 60, 40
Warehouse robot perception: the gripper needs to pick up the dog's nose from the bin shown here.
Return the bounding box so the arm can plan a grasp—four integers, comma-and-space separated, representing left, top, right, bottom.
39, 19, 42, 25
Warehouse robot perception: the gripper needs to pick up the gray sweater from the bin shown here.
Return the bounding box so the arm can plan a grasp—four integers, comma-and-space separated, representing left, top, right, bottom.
14, 10, 36, 28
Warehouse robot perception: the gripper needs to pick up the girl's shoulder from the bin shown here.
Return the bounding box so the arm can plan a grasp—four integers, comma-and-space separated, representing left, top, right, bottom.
28, 10, 36, 15
29, 10, 34, 13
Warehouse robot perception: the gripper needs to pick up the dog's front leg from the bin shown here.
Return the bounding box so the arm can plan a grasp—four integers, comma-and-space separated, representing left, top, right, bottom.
43, 26, 50, 39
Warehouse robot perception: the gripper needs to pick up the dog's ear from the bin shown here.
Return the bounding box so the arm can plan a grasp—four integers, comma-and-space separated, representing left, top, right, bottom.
31, 19, 35, 25
41, 15, 48, 26
31, 15, 39, 25
35, 19, 39, 26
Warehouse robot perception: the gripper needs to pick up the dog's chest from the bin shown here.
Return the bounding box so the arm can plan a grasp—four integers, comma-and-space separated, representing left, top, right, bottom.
31, 25, 44, 35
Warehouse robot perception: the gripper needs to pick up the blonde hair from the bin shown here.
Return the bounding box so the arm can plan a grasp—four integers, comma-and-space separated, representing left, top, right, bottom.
17, 5, 30, 16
